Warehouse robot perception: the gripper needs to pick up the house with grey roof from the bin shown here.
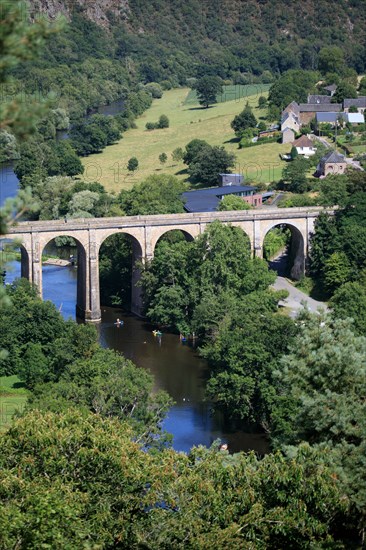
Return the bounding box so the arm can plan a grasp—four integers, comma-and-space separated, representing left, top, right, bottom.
281, 102, 301, 142
281, 101, 300, 121
219, 173, 244, 186
307, 95, 332, 104
182, 185, 262, 212
299, 103, 342, 124
299, 104, 342, 112
281, 111, 301, 133
343, 97, 366, 114
316, 112, 365, 126
316, 112, 344, 125
324, 84, 337, 96
317, 150, 347, 177
344, 112, 365, 125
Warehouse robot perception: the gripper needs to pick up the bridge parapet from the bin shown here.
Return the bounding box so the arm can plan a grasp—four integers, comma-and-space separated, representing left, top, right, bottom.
5, 206, 334, 235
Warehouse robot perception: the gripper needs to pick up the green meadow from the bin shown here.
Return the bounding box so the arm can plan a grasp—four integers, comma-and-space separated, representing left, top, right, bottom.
183, 83, 272, 105
82, 85, 288, 192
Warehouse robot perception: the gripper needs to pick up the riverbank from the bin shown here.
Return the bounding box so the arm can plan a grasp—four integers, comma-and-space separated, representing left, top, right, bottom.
43, 258, 71, 266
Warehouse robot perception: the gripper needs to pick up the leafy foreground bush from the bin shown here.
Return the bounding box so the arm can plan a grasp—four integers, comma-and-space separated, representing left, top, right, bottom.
0, 409, 349, 549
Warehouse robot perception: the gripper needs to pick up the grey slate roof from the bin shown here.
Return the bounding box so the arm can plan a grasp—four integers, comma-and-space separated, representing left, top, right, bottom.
344, 97, 366, 109
299, 103, 342, 112
182, 185, 257, 213
316, 112, 343, 123
321, 150, 346, 164
324, 84, 337, 93
281, 101, 300, 119
281, 111, 300, 126
307, 95, 332, 104
345, 113, 365, 124
219, 173, 244, 185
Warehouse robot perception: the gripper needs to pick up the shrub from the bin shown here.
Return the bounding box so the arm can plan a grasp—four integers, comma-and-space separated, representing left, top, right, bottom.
158, 114, 169, 128
146, 122, 158, 130
144, 82, 163, 99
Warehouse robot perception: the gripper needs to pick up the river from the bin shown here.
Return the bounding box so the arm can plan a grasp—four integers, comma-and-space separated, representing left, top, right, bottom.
1, 93, 269, 452
0, 97, 126, 207
4, 260, 269, 454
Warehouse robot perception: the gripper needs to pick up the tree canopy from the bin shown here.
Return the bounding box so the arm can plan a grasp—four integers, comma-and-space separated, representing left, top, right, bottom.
231, 102, 257, 137
194, 76, 223, 108
184, 143, 236, 186
274, 312, 366, 533
0, 408, 349, 549
119, 174, 186, 215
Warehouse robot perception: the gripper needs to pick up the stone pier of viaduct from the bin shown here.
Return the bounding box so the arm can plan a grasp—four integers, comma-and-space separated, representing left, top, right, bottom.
3, 207, 330, 321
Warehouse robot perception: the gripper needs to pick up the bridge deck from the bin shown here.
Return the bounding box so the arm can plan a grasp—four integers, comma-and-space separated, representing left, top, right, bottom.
6, 207, 333, 234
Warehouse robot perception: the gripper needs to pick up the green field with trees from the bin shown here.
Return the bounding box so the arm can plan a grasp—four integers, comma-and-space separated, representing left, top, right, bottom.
80, 87, 289, 190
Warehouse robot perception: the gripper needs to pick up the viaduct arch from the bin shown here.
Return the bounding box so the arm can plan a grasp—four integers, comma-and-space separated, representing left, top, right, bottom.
4, 207, 331, 321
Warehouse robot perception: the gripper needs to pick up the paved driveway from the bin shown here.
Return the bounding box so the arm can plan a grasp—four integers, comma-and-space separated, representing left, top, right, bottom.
272, 276, 328, 318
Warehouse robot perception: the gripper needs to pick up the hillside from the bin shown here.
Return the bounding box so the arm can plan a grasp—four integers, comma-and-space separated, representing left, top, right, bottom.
29, 0, 366, 82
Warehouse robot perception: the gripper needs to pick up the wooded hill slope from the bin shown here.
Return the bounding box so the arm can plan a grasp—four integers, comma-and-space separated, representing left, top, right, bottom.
29, 0, 366, 82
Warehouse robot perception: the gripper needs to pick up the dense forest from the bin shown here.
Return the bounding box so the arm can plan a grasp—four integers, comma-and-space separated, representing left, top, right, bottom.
29, 0, 366, 85
7, 0, 365, 125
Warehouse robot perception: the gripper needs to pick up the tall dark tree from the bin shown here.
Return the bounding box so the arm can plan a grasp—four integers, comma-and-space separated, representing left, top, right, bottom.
119, 175, 186, 216
194, 76, 223, 108
332, 82, 358, 104
188, 145, 236, 186
0, 0, 61, 139
268, 70, 318, 110
183, 139, 209, 165
281, 157, 310, 193
275, 312, 366, 534
127, 157, 139, 172
231, 102, 257, 137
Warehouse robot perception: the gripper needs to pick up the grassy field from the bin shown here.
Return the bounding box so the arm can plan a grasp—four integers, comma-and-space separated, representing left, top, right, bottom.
0, 375, 28, 431
184, 83, 272, 105
82, 86, 288, 192
337, 135, 366, 156
350, 144, 366, 154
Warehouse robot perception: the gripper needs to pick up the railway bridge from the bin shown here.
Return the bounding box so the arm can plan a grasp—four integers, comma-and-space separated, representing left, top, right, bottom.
4, 207, 330, 321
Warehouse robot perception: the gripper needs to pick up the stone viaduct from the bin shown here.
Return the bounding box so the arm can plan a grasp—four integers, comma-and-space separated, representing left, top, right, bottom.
3, 207, 330, 321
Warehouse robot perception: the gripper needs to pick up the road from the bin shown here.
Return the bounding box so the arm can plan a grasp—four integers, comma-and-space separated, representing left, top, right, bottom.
272, 276, 327, 318
269, 251, 327, 317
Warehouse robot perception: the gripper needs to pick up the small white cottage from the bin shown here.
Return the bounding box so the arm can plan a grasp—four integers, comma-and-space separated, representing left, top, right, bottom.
292, 135, 316, 156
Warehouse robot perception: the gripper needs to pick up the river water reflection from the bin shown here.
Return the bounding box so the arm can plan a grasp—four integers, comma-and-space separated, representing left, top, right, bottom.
5, 261, 269, 454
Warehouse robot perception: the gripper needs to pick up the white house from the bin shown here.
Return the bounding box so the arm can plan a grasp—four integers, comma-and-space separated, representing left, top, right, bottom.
292, 135, 316, 156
